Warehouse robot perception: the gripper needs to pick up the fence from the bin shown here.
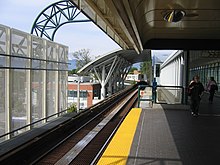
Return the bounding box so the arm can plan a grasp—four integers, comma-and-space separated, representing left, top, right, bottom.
138, 85, 184, 107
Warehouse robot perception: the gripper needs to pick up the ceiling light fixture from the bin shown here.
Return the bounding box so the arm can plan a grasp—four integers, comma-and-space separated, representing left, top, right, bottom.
163, 10, 185, 23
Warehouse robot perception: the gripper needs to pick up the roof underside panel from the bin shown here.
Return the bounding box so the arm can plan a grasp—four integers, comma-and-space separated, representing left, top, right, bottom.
71, 0, 220, 50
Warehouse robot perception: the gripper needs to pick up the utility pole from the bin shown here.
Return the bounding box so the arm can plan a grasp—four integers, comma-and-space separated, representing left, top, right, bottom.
77, 74, 80, 113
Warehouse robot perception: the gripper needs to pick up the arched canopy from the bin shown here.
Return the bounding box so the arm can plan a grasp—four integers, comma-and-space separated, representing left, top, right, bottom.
78, 49, 151, 100
78, 49, 151, 74
31, 0, 90, 41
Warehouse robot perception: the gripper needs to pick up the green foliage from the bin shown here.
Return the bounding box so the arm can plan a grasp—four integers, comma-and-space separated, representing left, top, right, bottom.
140, 60, 152, 82
67, 103, 77, 113
129, 67, 138, 73
68, 69, 78, 75
72, 49, 92, 70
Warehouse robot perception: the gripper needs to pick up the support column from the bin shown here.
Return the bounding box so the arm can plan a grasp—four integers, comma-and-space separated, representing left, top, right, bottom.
42, 40, 47, 122
27, 35, 31, 130
183, 50, 189, 104
5, 27, 11, 139
55, 45, 59, 116
108, 78, 113, 96
77, 75, 80, 112
101, 66, 106, 100
113, 75, 117, 93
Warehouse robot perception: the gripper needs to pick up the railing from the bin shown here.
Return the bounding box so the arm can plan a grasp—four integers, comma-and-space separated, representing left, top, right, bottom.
156, 85, 184, 104
137, 85, 153, 108
138, 85, 184, 107
0, 109, 70, 140
0, 85, 136, 142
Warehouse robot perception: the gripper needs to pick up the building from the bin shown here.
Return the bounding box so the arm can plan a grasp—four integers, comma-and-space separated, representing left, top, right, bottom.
68, 74, 92, 83
126, 70, 144, 82
68, 81, 101, 109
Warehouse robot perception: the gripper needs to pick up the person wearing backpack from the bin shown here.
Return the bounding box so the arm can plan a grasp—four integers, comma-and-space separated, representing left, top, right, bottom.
206, 77, 218, 104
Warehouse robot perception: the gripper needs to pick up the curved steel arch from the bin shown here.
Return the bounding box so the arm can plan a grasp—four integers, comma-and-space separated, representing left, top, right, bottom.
31, 0, 91, 41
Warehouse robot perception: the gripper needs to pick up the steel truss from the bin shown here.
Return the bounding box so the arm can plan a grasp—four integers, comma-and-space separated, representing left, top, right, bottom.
31, 0, 91, 40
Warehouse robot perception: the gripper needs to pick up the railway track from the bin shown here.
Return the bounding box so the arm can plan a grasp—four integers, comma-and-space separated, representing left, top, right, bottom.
0, 85, 137, 165
36, 89, 137, 164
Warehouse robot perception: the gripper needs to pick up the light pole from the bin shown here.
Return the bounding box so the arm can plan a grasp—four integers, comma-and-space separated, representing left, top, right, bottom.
77, 74, 80, 113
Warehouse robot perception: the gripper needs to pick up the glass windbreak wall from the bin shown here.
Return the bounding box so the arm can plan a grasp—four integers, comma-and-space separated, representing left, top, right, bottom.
0, 24, 68, 141
0, 66, 5, 138
190, 62, 220, 89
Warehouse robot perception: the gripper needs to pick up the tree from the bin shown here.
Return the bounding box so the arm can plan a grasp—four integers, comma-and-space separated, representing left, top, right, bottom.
140, 60, 152, 82
72, 49, 92, 70
129, 67, 138, 74
68, 69, 77, 75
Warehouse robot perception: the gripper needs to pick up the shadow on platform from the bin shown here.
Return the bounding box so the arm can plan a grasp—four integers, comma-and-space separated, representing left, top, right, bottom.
161, 93, 220, 165
127, 93, 220, 165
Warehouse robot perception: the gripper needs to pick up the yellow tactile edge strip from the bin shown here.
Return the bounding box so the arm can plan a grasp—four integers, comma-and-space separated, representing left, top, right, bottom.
97, 108, 142, 165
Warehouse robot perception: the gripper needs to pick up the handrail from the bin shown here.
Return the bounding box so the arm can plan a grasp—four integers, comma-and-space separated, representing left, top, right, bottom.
0, 108, 70, 139
137, 85, 185, 107
0, 85, 136, 140
137, 85, 153, 107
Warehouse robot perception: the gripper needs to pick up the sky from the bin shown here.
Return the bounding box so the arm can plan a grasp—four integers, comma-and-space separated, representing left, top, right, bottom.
0, 0, 175, 66
0, 0, 121, 60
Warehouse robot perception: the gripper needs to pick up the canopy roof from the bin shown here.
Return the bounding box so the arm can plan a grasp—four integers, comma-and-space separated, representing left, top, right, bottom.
71, 0, 220, 51
78, 49, 151, 73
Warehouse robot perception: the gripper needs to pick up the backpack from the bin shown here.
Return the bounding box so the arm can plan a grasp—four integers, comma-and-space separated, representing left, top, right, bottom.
187, 87, 192, 96
211, 84, 218, 91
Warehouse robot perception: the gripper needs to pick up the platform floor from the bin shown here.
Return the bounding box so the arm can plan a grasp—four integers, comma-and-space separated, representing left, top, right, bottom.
99, 93, 220, 165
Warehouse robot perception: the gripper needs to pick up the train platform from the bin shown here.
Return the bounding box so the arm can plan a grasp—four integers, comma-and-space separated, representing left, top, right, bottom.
98, 93, 220, 165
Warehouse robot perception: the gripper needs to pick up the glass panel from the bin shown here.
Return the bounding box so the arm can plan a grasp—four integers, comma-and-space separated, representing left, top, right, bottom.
0, 25, 70, 139
32, 70, 44, 124
218, 64, 220, 85
0, 27, 7, 54
138, 86, 153, 108
47, 62, 58, 70
0, 69, 5, 141
11, 30, 28, 57
0, 55, 6, 67
59, 71, 67, 111
156, 86, 183, 104
74, 91, 77, 97
47, 71, 56, 118
68, 90, 74, 97
11, 69, 28, 135
11, 57, 29, 68
59, 46, 65, 62
32, 60, 45, 69
47, 42, 57, 61
32, 37, 45, 59
59, 63, 67, 70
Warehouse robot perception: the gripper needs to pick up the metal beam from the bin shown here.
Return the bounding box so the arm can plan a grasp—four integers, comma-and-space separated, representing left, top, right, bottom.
84, 0, 129, 50
122, 0, 143, 52
104, 0, 140, 53
31, 0, 90, 41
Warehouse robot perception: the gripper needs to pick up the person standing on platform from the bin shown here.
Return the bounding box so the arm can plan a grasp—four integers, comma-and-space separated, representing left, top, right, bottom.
188, 75, 204, 117
206, 77, 218, 104
152, 78, 157, 103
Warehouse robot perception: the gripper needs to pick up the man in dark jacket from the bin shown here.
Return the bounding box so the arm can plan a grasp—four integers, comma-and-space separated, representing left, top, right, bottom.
188, 75, 204, 117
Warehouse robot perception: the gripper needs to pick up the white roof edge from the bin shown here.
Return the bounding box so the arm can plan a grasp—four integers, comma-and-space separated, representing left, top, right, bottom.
161, 50, 183, 68
78, 48, 122, 73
